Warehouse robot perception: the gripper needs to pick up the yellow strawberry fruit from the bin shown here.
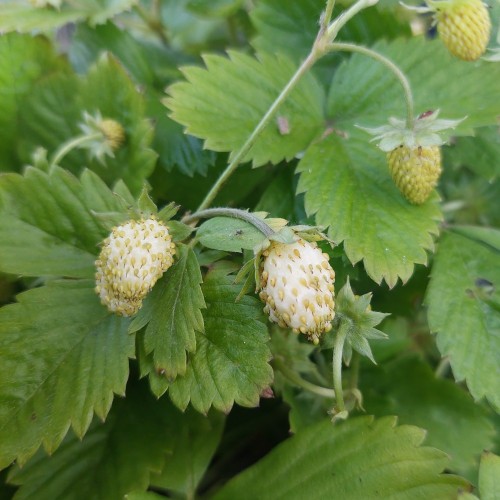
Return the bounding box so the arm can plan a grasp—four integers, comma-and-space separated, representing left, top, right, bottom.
387, 145, 442, 205
436, 0, 491, 61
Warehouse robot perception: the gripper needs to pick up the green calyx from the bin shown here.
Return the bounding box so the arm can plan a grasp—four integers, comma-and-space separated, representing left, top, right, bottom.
324, 279, 389, 364
358, 110, 465, 151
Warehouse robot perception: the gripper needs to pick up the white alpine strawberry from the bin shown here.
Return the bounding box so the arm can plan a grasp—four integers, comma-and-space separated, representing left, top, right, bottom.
259, 239, 335, 345
95, 217, 175, 316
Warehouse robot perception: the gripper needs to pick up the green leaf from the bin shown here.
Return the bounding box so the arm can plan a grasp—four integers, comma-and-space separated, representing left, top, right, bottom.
426, 228, 500, 411
166, 220, 194, 242
255, 169, 296, 221
130, 245, 205, 380
445, 126, 500, 182
214, 416, 470, 499
296, 131, 442, 287
479, 452, 500, 500
150, 105, 217, 177
19, 54, 156, 196
150, 409, 225, 498
362, 357, 495, 476
197, 217, 268, 252
69, 22, 158, 85
329, 38, 500, 134
125, 493, 165, 500
186, 0, 243, 17
251, 0, 409, 65
165, 51, 325, 167
0, 33, 70, 170
0, 167, 130, 278
6, 379, 176, 500
0, 0, 138, 33
0, 280, 134, 469
139, 265, 273, 413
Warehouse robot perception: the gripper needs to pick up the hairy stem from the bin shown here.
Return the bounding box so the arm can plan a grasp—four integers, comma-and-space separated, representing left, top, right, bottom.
50, 133, 102, 168
183, 207, 276, 237
326, 0, 379, 40
273, 357, 336, 399
195, 0, 379, 212
332, 320, 350, 413
349, 351, 360, 391
322, 0, 336, 29
328, 42, 415, 126
195, 50, 319, 212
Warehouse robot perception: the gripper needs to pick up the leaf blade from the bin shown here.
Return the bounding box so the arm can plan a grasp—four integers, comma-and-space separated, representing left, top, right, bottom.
214, 416, 469, 499
0, 280, 133, 469
426, 228, 500, 411
165, 51, 325, 167
296, 132, 441, 287
131, 245, 205, 380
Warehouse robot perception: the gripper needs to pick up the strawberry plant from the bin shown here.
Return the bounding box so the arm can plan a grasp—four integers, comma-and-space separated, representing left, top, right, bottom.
0, 0, 499, 498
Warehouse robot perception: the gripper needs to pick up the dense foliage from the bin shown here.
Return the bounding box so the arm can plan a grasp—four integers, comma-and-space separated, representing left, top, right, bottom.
0, 0, 499, 498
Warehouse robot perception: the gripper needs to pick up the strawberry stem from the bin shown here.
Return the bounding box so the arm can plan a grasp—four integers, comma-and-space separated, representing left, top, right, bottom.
195, 50, 319, 212
328, 42, 415, 128
50, 133, 103, 169
332, 318, 350, 414
273, 357, 337, 399
183, 207, 276, 238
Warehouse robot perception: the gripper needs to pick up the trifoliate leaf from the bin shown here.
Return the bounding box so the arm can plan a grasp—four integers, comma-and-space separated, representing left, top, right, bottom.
129, 245, 205, 380
0, 33, 70, 170
0, 280, 134, 469
426, 228, 500, 411
165, 51, 324, 167
6, 379, 177, 500
197, 217, 269, 252
296, 131, 442, 287
479, 452, 500, 500
19, 54, 157, 196
214, 416, 470, 499
150, 409, 225, 498
329, 38, 500, 135
362, 357, 495, 477
0, 167, 130, 279
139, 265, 273, 413
0, 0, 137, 33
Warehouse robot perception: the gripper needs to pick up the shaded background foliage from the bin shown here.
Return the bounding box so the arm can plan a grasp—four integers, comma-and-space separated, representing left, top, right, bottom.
0, 0, 499, 498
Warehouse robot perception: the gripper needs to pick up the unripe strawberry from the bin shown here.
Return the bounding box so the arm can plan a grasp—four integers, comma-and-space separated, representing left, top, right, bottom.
436, 0, 491, 61
98, 119, 125, 152
387, 145, 441, 205
95, 217, 175, 316
259, 239, 335, 345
